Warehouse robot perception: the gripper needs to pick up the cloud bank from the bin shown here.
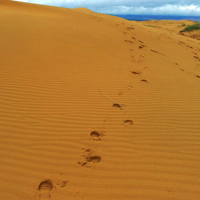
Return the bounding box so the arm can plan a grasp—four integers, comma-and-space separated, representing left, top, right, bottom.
13, 0, 200, 15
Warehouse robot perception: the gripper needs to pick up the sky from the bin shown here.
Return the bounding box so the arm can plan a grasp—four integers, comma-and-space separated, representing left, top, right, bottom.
13, 0, 200, 15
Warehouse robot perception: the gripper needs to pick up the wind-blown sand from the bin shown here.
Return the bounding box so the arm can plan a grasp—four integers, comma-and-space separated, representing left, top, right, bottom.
139, 20, 200, 40
1, 1, 200, 200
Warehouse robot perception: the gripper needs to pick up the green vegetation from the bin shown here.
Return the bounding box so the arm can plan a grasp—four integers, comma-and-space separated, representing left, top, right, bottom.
180, 23, 200, 32
177, 23, 186, 28
144, 25, 158, 28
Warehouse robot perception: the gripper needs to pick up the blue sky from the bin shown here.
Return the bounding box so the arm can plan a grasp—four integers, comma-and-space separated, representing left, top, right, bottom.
14, 0, 200, 15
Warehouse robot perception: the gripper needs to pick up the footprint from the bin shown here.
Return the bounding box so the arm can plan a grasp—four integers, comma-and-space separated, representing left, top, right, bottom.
125, 40, 133, 43
151, 49, 158, 53
139, 45, 145, 49
56, 181, 68, 188
127, 85, 133, 90
132, 71, 141, 75
123, 31, 129, 35
35, 180, 53, 200
194, 56, 200, 61
78, 148, 101, 168
126, 26, 134, 31
113, 103, 122, 109
83, 156, 102, 168
124, 120, 133, 126
38, 180, 53, 191
186, 45, 193, 49
82, 147, 93, 153
86, 156, 101, 164
141, 79, 148, 83
90, 131, 102, 141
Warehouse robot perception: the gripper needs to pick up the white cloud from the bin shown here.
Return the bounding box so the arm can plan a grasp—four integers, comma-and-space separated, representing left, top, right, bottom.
13, 0, 200, 15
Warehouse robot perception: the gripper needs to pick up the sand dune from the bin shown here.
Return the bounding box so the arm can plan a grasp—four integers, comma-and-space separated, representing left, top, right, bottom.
1, 1, 200, 200
139, 20, 200, 40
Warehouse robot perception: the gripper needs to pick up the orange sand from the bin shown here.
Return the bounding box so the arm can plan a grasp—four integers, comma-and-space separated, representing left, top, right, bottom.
139, 20, 200, 40
1, 1, 200, 200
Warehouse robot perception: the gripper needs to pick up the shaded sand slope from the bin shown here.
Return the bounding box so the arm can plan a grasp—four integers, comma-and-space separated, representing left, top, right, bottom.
1, 1, 200, 200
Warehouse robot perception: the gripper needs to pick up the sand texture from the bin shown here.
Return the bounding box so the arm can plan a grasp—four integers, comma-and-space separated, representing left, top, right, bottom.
139, 20, 200, 40
1, 1, 200, 200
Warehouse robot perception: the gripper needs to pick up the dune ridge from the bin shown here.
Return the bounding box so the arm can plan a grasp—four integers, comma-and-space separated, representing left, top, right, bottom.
0, 1, 200, 200
139, 20, 200, 40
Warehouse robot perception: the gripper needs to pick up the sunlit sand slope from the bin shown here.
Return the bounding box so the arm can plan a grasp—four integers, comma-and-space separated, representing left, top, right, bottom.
139, 20, 200, 40
0, 1, 200, 200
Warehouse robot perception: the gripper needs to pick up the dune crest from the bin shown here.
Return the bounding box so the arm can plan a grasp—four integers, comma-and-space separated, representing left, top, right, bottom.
139, 19, 200, 40
0, 1, 200, 200
73, 7, 94, 13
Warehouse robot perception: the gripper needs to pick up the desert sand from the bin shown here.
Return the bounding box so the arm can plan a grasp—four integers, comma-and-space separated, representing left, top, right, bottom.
139, 20, 200, 40
0, 1, 200, 200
